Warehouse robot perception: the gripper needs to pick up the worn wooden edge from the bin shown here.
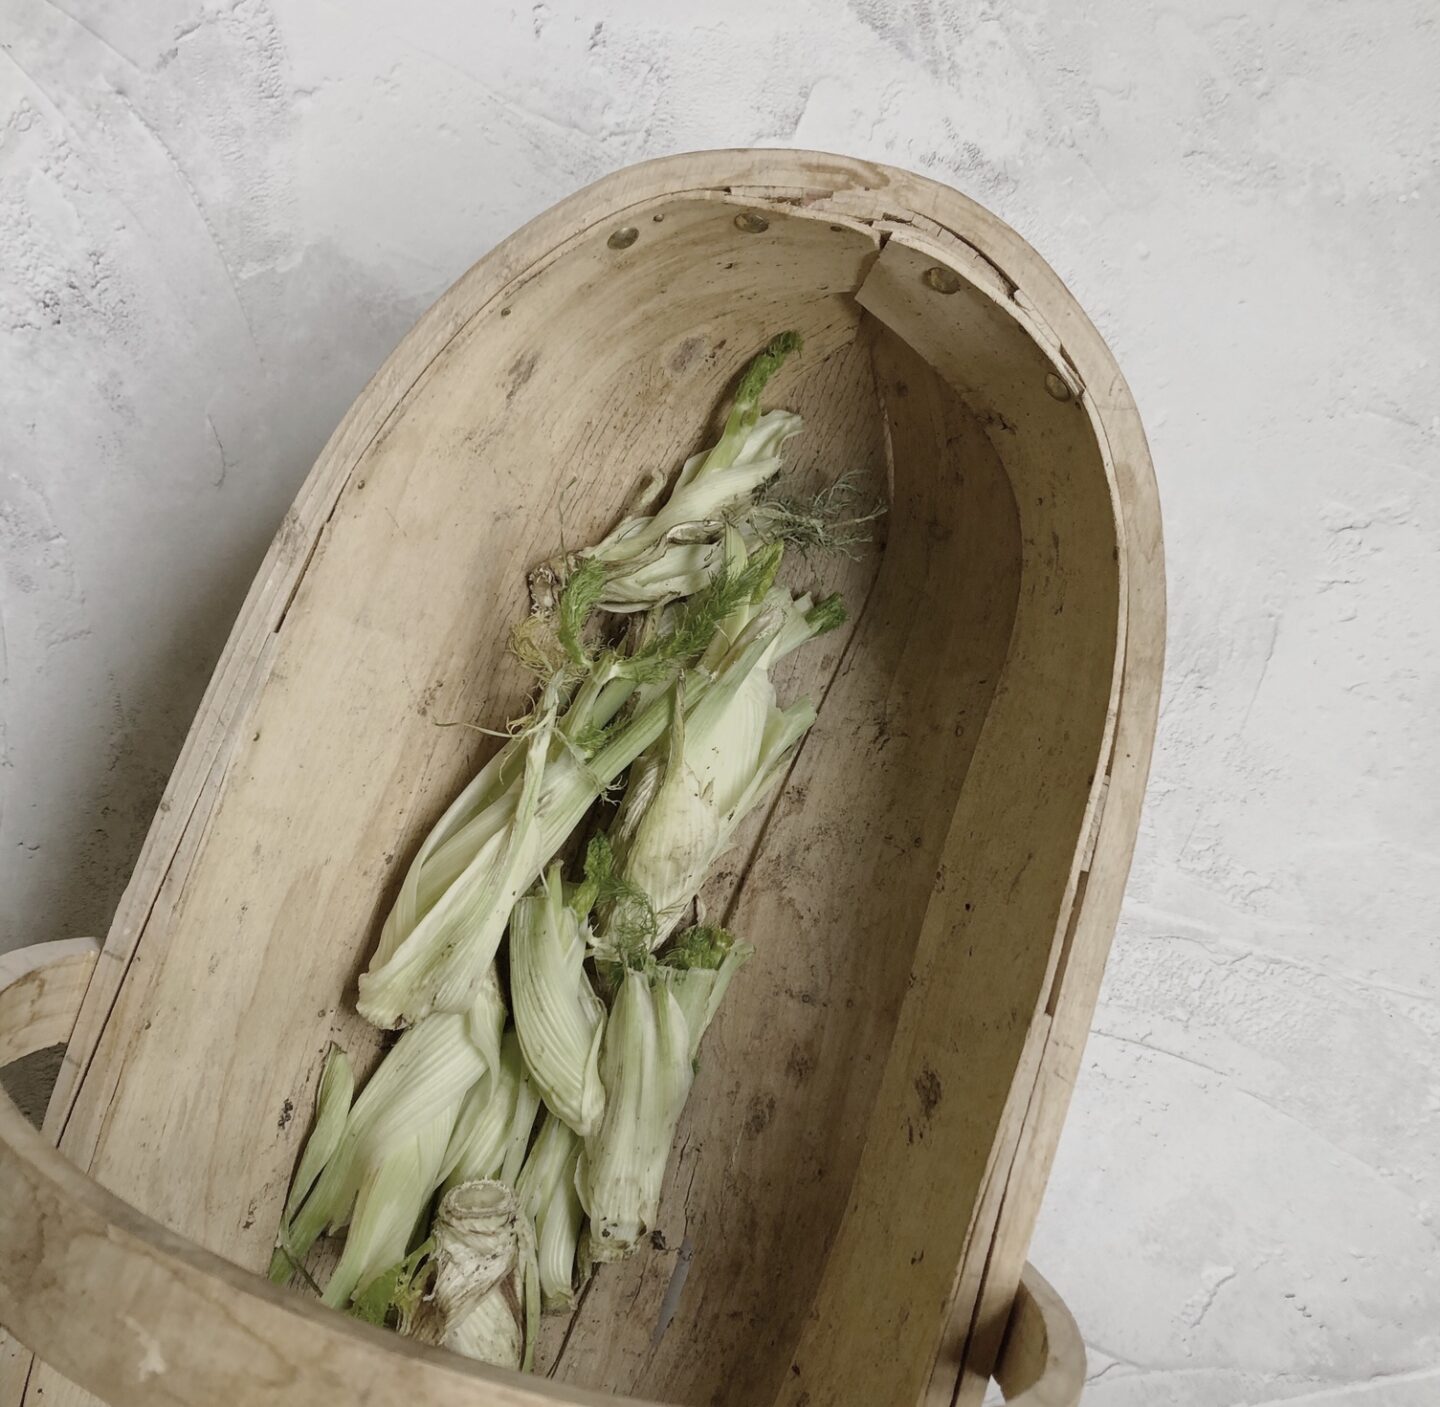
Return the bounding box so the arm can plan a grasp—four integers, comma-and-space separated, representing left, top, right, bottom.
1, 942, 1085, 1407
793, 181, 1155, 1407
30, 149, 1162, 1405
995, 1267, 1086, 1407
943, 221, 1165, 1404
0, 942, 102, 1407
0, 1096, 660, 1407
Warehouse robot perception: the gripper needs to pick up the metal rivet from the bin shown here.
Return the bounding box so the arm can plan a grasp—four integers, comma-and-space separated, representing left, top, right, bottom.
607, 226, 639, 250
922, 265, 962, 294
1044, 371, 1073, 402
733, 211, 769, 234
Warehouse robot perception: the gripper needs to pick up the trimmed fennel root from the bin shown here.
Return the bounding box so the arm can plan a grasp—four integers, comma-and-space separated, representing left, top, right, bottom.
404, 1179, 537, 1372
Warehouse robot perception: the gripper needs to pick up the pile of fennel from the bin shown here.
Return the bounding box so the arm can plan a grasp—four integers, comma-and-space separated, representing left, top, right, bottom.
269, 333, 854, 1370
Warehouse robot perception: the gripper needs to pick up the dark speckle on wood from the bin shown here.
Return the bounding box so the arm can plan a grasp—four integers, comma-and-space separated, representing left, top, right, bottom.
277, 1098, 295, 1130
668, 335, 706, 374
416, 678, 444, 717
914, 1064, 942, 1119
746, 1092, 776, 1136
785, 1042, 815, 1083
505, 350, 540, 401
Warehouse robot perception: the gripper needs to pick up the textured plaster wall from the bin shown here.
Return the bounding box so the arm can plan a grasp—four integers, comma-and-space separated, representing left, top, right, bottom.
2, 3, 1436, 1403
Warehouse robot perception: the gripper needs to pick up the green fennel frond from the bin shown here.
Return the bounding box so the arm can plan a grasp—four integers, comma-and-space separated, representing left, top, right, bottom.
349, 1237, 435, 1328
804, 592, 848, 637
557, 556, 609, 666
661, 924, 738, 971
573, 833, 660, 965
624, 542, 785, 682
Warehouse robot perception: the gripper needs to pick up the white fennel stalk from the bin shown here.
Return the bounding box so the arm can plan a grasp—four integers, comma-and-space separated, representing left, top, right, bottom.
570, 332, 804, 613
578, 966, 695, 1261
356, 692, 557, 1031
510, 863, 607, 1136
440, 1029, 540, 1192
278, 1044, 353, 1231
516, 1111, 586, 1310
660, 926, 754, 1061
271, 971, 506, 1302
602, 541, 844, 950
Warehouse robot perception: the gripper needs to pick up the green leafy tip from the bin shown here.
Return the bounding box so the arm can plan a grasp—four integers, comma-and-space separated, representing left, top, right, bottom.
570, 833, 617, 918
662, 924, 737, 971
557, 556, 609, 666
576, 832, 659, 958
745, 540, 785, 603
624, 541, 785, 681
566, 715, 613, 756
804, 592, 847, 637
733, 331, 803, 424
348, 1238, 434, 1327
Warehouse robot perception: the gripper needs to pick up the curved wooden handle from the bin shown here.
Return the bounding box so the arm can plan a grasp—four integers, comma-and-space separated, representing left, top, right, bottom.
0, 938, 100, 1067
996, 1264, 1086, 1406
0, 942, 1085, 1406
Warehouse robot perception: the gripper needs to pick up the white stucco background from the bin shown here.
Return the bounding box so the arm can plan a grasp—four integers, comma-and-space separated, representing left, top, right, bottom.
2, 2, 1437, 1404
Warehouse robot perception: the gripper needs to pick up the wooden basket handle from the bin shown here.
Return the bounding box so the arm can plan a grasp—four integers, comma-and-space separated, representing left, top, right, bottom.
0, 938, 102, 1068
994, 1264, 1086, 1407
0, 942, 1084, 1406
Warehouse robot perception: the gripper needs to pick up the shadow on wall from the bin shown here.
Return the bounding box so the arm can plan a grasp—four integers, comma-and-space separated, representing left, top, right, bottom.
65, 548, 274, 937
0, 0, 598, 958
1, 242, 440, 957
0, 1047, 62, 1127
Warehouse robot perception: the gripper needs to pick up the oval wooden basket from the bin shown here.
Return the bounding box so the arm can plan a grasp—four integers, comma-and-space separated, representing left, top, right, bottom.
0, 150, 1162, 1407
